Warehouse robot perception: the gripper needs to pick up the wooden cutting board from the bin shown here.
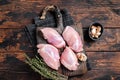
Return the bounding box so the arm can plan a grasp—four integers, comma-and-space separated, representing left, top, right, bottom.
36, 23, 88, 77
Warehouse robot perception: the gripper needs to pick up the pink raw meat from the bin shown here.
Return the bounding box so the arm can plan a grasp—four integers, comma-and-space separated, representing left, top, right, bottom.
37, 44, 60, 70
41, 28, 65, 48
62, 26, 83, 52
61, 47, 79, 70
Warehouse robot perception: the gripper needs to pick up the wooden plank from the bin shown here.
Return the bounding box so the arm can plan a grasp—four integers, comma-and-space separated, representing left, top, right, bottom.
77, 52, 120, 80
74, 8, 120, 28
87, 52, 120, 71
84, 28, 120, 51
0, 51, 120, 72
0, 1, 120, 28
0, 29, 33, 52
0, 52, 34, 72
7, 0, 120, 7
0, 71, 41, 80
0, 52, 120, 80
0, 28, 120, 52
0, 70, 120, 80
69, 70, 120, 80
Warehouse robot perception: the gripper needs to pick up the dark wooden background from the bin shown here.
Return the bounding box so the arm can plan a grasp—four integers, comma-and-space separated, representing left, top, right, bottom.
0, 0, 120, 80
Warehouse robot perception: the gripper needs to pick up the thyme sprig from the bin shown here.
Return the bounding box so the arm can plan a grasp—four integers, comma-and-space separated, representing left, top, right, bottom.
25, 55, 68, 80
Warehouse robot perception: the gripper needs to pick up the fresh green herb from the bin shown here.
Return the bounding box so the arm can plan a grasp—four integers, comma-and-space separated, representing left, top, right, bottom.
25, 55, 68, 80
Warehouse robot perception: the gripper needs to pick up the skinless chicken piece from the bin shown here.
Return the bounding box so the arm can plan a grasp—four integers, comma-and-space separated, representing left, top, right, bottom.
62, 26, 83, 52
61, 47, 79, 71
40, 28, 65, 48
37, 44, 60, 70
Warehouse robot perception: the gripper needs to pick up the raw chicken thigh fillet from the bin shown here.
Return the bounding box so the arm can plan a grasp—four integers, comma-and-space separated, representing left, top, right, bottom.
61, 47, 79, 70
37, 44, 60, 70
62, 26, 83, 52
41, 28, 65, 48
37, 26, 85, 71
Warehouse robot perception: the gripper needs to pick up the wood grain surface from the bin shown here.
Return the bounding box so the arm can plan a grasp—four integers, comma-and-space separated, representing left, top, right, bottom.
0, 0, 120, 80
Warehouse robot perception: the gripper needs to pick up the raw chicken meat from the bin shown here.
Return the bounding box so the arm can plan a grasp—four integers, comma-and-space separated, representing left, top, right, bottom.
40, 28, 65, 48
61, 47, 79, 70
62, 26, 83, 52
37, 44, 60, 70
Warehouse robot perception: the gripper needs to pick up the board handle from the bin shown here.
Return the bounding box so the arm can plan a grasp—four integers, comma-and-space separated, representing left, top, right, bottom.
40, 5, 64, 34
